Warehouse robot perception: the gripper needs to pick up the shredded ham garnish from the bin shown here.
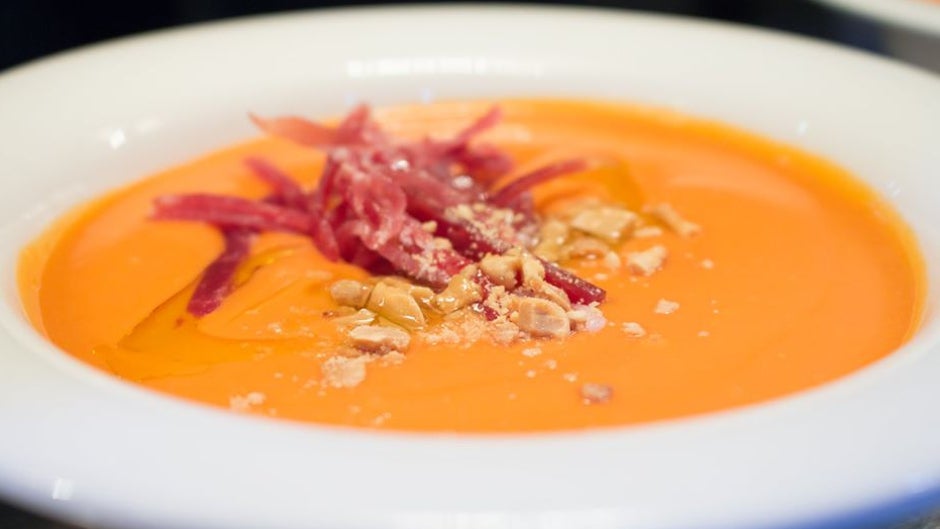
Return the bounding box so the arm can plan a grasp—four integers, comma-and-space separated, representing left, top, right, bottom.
153, 105, 606, 316
185, 227, 253, 316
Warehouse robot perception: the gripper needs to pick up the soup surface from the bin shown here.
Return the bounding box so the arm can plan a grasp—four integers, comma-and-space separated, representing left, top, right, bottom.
19, 99, 923, 432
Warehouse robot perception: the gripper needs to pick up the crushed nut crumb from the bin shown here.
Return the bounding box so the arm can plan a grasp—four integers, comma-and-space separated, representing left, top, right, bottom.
229, 391, 266, 412
321, 355, 370, 388
513, 297, 570, 339
654, 298, 680, 315
533, 219, 570, 261
626, 245, 668, 276
522, 347, 542, 358
479, 253, 521, 289
580, 383, 613, 404
603, 251, 622, 270
348, 325, 411, 354
647, 203, 701, 237
329, 279, 371, 308
633, 225, 664, 238
567, 304, 606, 333
621, 321, 647, 337
378, 351, 407, 366
563, 236, 611, 260
569, 207, 637, 242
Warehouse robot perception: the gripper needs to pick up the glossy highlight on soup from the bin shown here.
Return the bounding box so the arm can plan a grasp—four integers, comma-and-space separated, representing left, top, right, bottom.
18, 99, 924, 432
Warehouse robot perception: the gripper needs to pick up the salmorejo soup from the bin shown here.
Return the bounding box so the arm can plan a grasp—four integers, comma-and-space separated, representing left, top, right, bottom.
18, 99, 924, 432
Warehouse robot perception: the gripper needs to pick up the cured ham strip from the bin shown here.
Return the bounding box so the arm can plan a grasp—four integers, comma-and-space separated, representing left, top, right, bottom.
187, 228, 254, 317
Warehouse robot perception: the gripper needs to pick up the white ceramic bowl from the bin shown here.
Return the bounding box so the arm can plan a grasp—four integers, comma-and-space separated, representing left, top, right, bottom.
1, 6, 939, 529
816, 0, 940, 72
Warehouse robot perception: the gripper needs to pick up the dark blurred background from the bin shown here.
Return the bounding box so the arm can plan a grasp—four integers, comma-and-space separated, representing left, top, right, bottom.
0, 0, 887, 73
0, 1, 931, 528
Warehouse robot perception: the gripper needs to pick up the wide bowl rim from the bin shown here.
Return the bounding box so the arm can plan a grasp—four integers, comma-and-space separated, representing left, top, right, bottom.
1, 5, 940, 529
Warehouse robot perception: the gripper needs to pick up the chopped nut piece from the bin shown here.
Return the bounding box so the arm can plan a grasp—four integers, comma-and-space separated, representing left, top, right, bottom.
648, 203, 701, 237
580, 383, 613, 404
535, 282, 572, 311
533, 219, 571, 261
331, 308, 377, 327
434, 266, 483, 314
378, 351, 406, 366
567, 304, 606, 332
513, 297, 570, 339
626, 245, 668, 276
654, 298, 680, 315
522, 347, 542, 358
408, 285, 436, 309
519, 253, 546, 290
622, 321, 647, 337
348, 325, 411, 354
366, 282, 425, 329
563, 236, 611, 260
633, 225, 664, 238
329, 279, 371, 308
229, 391, 266, 412
479, 253, 521, 289
420, 220, 438, 233
569, 207, 637, 242
321, 355, 369, 388
380, 277, 436, 309
603, 251, 622, 270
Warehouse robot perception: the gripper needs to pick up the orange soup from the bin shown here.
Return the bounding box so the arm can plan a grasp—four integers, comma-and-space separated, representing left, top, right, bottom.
18, 99, 924, 432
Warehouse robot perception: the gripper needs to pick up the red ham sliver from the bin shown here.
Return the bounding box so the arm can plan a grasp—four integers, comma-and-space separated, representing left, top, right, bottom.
187, 228, 254, 317
245, 157, 307, 210
153, 194, 315, 234
490, 159, 588, 207
249, 114, 335, 147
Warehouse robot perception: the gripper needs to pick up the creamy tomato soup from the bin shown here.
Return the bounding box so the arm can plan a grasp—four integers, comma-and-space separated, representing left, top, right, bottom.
18, 99, 924, 432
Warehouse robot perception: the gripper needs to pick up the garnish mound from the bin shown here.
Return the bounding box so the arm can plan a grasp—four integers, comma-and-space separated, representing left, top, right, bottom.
151, 103, 700, 374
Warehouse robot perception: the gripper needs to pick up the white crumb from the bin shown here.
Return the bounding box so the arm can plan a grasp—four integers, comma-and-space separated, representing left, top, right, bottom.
654, 298, 680, 315
621, 321, 647, 338
229, 391, 266, 412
